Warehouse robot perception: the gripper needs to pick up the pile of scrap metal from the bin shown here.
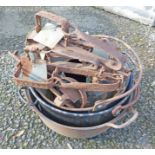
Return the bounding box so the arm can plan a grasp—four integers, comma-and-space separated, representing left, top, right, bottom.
10, 11, 142, 138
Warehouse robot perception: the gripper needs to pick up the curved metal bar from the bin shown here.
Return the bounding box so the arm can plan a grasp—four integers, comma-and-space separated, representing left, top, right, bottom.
93, 35, 142, 111
105, 107, 138, 129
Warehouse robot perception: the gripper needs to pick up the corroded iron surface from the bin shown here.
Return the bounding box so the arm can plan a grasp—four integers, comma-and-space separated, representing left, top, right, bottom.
10, 11, 142, 136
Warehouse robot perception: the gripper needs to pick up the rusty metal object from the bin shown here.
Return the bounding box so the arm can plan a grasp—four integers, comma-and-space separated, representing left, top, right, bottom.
24, 87, 138, 138
35, 11, 70, 33
15, 87, 138, 138
24, 81, 139, 127
10, 11, 142, 137
11, 33, 142, 111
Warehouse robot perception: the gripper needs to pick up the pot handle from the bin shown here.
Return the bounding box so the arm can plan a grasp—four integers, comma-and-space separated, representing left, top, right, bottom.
112, 86, 140, 116
18, 87, 29, 104
18, 87, 38, 106
105, 108, 138, 129
35, 11, 70, 33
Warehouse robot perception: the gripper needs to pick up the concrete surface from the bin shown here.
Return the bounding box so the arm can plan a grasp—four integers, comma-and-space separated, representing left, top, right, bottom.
98, 6, 155, 26
0, 6, 155, 149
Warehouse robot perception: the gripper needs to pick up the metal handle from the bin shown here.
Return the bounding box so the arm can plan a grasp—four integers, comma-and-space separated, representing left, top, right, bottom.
35, 11, 70, 33
18, 87, 29, 104
105, 108, 138, 129
112, 86, 140, 116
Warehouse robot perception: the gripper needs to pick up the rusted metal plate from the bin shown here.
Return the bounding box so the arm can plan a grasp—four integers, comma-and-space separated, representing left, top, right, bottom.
33, 23, 64, 49
28, 61, 47, 81
75, 28, 125, 63
17, 57, 47, 82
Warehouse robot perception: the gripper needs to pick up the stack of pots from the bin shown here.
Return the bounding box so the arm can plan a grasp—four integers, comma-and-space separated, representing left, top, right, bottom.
11, 11, 142, 138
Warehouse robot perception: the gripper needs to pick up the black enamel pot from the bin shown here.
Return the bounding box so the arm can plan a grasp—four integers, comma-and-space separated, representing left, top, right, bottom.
24, 74, 133, 127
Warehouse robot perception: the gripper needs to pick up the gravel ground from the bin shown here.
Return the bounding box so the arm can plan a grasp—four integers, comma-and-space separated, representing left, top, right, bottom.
0, 6, 155, 149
